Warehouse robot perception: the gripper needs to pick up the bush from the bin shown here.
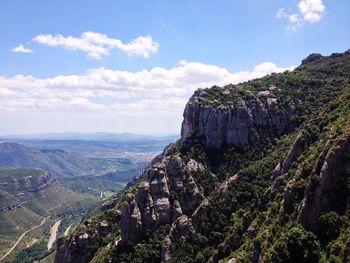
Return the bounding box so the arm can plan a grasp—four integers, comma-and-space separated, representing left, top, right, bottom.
266, 226, 321, 263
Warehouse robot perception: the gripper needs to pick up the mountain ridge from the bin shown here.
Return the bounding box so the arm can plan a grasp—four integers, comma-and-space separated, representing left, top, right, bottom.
0, 142, 100, 177
55, 49, 350, 263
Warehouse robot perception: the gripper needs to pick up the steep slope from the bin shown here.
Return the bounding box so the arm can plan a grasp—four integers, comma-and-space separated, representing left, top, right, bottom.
0, 168, 98, 262
56, 49, 350, 263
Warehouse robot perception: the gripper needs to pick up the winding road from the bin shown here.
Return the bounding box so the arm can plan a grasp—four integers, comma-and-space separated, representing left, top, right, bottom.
0, 216, 50, 262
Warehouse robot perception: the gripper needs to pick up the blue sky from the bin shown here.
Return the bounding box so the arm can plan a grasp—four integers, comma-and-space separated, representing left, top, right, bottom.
0, 0, 349, 135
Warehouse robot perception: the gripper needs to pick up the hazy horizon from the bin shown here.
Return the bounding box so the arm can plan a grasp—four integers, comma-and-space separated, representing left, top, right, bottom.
1, 0, 349, 135
0, 131, 179, 137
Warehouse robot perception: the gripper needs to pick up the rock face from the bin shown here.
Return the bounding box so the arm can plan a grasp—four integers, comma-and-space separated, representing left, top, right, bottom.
119, 85, 300, 246
298, 134, 350, 230
119, 152, 202, 244
120, 193, 143, 242
279, 179, 297, 218
26, 172, 56, 192
271, 127, 313, 180
55, 230, 97, 263
181, 89, 296, 149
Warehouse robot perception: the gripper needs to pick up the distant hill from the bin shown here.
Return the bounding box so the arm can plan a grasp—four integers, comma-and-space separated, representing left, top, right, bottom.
1, 132, 179, 142
0, 167, 103, 262
0, 142, 102, 177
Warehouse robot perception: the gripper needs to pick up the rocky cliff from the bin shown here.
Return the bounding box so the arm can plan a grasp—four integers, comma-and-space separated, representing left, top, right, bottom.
181, 88, 297, 149
119, 149, 203, 245
26, 172, 57, 192
55, 49, 350, 263
298, 133, 350, 230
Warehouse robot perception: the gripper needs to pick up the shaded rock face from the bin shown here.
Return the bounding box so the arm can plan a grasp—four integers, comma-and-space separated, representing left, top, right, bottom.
298, 134, 350, 230
279, 179, 297, 218
161, 215, 195, 262
119, 152, 203, 244
120, 193, 143, 243
272, 127, 313, 181
26, 172, 56, 192
181, 89, 296, 149
55, 233, 96, 263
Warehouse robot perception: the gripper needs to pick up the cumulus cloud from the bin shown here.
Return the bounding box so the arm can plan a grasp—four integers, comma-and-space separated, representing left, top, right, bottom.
33, 32, 158, 59
298, 0, 325, 23
11, 44, 33, 53
277, 0, 325, 31
0, 61, 294, 116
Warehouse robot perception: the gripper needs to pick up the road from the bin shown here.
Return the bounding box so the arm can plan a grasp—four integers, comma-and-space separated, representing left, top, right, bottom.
47, 220, 61, 251
0, 216, 50, 262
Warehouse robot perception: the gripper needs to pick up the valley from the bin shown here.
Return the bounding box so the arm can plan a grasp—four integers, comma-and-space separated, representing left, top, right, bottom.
0, 135, 175, 262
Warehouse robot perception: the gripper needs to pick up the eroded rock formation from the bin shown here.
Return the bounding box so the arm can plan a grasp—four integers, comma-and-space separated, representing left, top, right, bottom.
181, 89, 297, 149
298, 134, 350, 230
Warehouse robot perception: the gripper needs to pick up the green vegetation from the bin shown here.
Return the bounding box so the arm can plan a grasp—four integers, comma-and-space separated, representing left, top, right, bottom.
0, 168, 98, 262
57, 50, 350, 263
98, 161, 147, 182
0, 142, 147, 179
0, 143, 100, 177
57, 176, 123, 196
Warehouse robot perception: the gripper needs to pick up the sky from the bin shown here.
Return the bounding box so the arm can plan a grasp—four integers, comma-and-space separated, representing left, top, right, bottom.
0, 0, 349, 136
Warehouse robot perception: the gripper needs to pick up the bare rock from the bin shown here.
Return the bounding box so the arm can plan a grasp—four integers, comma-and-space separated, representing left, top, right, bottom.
279, 179, 296, 217
298, 134, 350, 230
181, 89, 296, 149
120, 193, 143, 243
271, 128, 311, 180
161, 236, 172, 262
172, 200, 183, 221
218, 174, 238, 193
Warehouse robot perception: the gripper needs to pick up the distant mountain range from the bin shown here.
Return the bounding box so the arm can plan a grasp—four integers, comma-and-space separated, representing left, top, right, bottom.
0, 132, 179, 142
0, 142, 110, 177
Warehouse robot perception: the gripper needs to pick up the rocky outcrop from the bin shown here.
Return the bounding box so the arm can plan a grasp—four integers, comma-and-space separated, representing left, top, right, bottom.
162, 215, 195, 261
55, 229, 98, 263
119, 151, 203, 244
118, 87, 300, 247
120, 193, 143, 243
181, 89, 297, 149
271, 127, 313, 180
161, 235, 172, 262
279, 179, 297, 217
26, 172, 56, 192
301, 53, 323, 64
298, 134, 350, 230
218, 174, 238, 193
55, 218, 113, 263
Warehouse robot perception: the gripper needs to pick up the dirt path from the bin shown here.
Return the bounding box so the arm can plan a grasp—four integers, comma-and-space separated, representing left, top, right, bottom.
0, 216, 50, 262
47, 220, 61, 251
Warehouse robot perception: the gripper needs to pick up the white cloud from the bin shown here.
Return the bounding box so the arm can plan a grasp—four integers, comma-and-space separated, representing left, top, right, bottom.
276, 8, 288, 19
11, 44, 33, 53
33, 32, 158, 59
277, 0, 325, 31
0, 61, 294, 116
298, 0, 325, 23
